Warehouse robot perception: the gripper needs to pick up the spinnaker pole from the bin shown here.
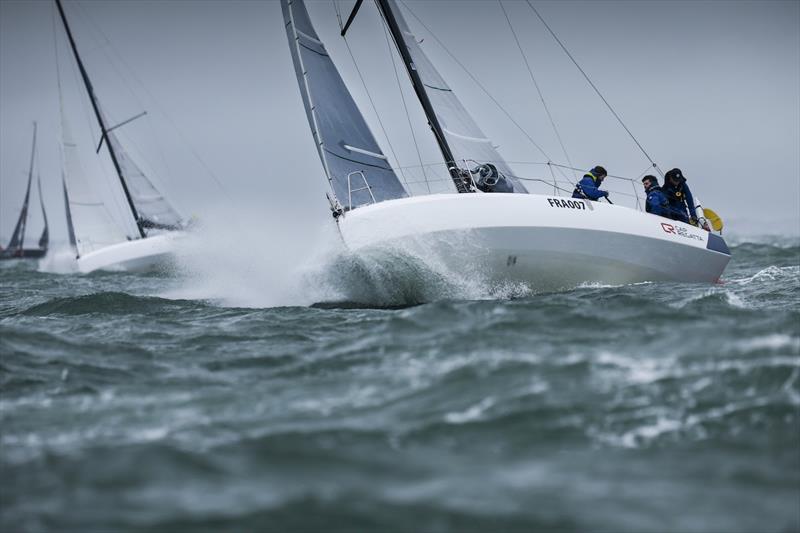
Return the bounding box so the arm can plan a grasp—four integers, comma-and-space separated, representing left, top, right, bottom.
53, 0, 145, 238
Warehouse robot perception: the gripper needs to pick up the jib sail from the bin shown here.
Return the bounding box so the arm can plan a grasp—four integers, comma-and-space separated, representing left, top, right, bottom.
376, 0, 528, 194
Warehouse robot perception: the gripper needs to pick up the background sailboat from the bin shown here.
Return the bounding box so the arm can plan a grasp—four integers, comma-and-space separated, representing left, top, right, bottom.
53, 0, 185, 273
0, 122, 49, 260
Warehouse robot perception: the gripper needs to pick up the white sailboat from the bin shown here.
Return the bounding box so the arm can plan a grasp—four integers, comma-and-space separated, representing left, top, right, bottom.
54, 0, 186, 273
282, 0, 730, 293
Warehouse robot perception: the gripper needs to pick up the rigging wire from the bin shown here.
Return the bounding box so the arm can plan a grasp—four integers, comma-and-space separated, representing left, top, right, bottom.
498, 0, 575, 179
54, 4, 133, 232
523, 0, 663, 177
72, 1, 233, 203
380, 17, 431, 193
337, 4, 411, 190
397, 0, 571, 182
72, 1, 179, 210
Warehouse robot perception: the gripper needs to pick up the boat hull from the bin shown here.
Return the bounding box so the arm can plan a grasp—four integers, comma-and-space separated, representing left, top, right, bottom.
76, 232, 185, 274
0, 249, 47, 260
337, 194, 730, 292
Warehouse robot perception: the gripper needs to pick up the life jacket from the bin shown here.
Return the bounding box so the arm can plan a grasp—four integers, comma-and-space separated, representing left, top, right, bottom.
573, 172, 601, 198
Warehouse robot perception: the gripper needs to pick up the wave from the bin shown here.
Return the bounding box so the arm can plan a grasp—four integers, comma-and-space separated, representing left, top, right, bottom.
21, 291, 199, 316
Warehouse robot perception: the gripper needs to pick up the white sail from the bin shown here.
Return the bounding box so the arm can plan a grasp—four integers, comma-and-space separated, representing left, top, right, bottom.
105, 128, 183, 229
383, 0, 527, 193
61, 115, 130, 257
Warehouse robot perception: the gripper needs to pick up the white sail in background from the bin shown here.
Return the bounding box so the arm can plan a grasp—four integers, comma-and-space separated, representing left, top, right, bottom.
383, 0, 527, 193
105, 128, 183, 229
61, 114, 131, 257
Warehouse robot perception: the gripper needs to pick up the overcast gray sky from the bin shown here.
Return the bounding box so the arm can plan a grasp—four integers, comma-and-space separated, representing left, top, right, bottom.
1, 0, 798, 245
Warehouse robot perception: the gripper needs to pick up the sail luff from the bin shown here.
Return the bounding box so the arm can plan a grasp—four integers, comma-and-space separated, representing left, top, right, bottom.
284, 0, 339, 195
374, 0, 469, 193
54, 0, 145, 238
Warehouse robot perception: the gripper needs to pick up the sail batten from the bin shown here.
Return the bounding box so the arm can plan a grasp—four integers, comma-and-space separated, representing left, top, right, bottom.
282, 0, 407, 210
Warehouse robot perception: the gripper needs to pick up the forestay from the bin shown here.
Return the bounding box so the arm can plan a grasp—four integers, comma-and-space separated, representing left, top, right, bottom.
61, 114, 131, 257
382, 0, 528, 194
282, 0, 407, 210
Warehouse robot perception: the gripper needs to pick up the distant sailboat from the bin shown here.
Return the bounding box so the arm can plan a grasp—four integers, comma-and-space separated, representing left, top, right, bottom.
282, 0, 730, 291
54, 0, 186, 273
0, 123, 49, 261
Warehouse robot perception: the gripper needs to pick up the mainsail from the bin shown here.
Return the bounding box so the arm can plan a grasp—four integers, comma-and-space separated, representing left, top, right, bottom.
375, 0, 528, 194
282, 0, 407, 210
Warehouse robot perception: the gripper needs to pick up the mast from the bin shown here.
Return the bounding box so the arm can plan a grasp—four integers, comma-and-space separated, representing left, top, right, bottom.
54, 0, 145, 238
374, 0, 471, 193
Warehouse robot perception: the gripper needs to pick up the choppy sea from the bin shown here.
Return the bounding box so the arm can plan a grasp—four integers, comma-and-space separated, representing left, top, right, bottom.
1, 234, 798, 532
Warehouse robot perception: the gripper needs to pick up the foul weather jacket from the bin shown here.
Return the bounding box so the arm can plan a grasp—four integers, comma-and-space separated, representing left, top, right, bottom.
572, 173, 608, 201
645, 187, 671, 218
662, 178, 697, 223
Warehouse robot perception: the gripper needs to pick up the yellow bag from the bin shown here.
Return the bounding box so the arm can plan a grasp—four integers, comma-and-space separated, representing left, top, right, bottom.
702, 208, 723, 232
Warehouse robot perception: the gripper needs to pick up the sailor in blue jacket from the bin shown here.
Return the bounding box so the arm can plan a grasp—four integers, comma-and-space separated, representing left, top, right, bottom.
662, 168, 697, 224
572, 166, 610, 201
641, 175, 670, 218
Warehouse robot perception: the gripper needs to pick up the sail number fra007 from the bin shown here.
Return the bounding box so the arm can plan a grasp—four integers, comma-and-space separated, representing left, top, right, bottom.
547, 198, 587, 210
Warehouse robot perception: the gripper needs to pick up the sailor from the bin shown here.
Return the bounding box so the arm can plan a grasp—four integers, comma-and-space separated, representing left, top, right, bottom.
662, 167, 697, 225
572, 166, 610, 201
641, 175, 670, 218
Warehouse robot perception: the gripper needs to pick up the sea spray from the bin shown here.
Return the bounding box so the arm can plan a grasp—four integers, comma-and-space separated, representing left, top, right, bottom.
167, 206, 342, 307
36, 244, 78, 274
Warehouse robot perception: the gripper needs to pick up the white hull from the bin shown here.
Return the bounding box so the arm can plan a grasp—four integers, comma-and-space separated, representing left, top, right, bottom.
338, 194, 730, 292
76, 232, 185, 274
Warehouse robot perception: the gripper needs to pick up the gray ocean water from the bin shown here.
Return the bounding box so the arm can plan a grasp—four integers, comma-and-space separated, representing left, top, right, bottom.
1, 235, 798, 532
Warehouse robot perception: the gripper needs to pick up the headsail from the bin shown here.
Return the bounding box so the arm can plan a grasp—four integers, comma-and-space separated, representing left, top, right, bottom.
282, 0, 407, 210
104, 129, 183, 229
376, 0, 527, 194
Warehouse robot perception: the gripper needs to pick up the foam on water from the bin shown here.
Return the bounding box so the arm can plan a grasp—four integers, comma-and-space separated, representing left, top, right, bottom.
1, 235, 798, 531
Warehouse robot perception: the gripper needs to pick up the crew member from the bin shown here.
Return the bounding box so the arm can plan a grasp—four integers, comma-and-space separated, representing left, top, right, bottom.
662, 168, 697, 224
641, 175, 670, 218
572, 166, 610, 201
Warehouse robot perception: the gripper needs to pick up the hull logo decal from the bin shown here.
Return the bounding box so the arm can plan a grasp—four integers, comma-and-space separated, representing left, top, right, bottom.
661, 222, 703, 242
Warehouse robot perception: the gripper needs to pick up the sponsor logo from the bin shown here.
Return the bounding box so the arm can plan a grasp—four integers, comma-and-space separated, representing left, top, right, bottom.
661, 222, 703, 241
547, 198, 587, 210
